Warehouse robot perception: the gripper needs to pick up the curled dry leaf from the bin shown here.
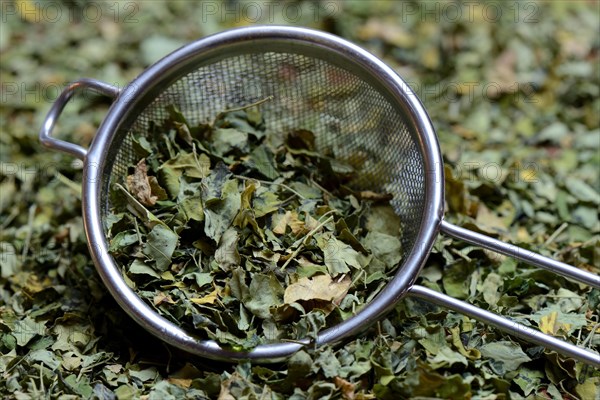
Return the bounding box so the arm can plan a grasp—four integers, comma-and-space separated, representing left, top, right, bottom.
126, 159, 164, 206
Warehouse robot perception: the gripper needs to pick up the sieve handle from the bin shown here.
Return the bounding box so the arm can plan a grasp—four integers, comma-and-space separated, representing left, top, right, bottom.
39, 78, 120, 160
440, 220, 600, 289
407, 285, 600, 367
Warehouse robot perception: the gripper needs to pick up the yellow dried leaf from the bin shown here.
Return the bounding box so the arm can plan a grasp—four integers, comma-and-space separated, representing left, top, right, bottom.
272, 212, 288, 235
540, 311, 558, 334
450, 326, 481, 360
520, 168, 538, 183
516, 227, 532, 242
539, 311, 572, 335
168, 378, 192, 388
105, 364, 122, 374
24, 275, 52, 294
357, 190, 393, 202
160, 271, 175, 281
190, 287, 221, 305
162, 281, 186, 289
357, 18, 414, 47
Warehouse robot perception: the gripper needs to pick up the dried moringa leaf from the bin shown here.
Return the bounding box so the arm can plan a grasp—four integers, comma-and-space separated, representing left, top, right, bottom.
127, 159, 160, 206
142, 225, 179, 271
7, 2, 600, 398
106, 102, 403, 348
284, 274, 351, 305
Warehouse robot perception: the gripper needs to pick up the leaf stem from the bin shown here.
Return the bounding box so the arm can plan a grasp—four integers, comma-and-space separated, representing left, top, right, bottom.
56, 172, 82, 197
212, 96, 274, 126
309, 178, 333, 198
115, 183, 173, 232
233, 175, 307, 200
280, 212, 335, 271
543, 222, 568, 247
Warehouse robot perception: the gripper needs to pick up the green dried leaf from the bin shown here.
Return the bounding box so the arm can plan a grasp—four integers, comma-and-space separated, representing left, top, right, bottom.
479, 341, 531, 372
108, 231, 138, 252
565, 178, 599, 203
214, 228, 241, 271
430, 347, 468, 369
211, 128, 249, 156
13, 317, 46, 347
143, 225, 178, 271
317, 233, 363, 276
129, 259, 161, 279
513, 367, 545, 396
481, 272, 503, 307
248, 145, 279, 179
244, 273, 284, 319
252, 191, 281, 218
204, 179, 241, 242
361, 231, 402, 270
27, 349, 60, 370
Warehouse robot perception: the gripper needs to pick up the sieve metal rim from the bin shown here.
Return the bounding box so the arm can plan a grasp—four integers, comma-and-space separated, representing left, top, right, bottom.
80, 26, 444, 362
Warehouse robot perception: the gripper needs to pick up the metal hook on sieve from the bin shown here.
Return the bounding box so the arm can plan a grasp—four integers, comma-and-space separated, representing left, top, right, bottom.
39, 78, 120, 160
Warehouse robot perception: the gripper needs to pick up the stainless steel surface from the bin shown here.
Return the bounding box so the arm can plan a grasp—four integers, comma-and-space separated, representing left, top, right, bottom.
40, 26, 599, 364
39, 78, 119, 160
441, 220, 600, 288
408, 285, 600, 367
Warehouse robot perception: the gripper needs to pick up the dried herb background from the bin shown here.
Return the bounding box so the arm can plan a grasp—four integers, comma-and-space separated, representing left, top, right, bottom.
1, 1, 599, 399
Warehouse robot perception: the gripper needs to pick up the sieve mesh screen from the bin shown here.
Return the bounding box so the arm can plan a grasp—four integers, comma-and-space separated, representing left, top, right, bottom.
102, 51, 426, 261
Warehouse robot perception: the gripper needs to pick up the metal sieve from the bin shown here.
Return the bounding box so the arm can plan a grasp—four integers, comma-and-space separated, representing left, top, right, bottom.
40, 26, 600, 365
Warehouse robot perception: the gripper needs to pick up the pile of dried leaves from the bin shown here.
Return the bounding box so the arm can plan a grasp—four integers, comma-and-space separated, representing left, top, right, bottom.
1, 1, 598, 399
107, 102, 402, 349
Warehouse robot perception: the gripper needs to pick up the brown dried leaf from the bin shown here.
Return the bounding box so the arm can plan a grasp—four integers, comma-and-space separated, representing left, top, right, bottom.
127, 159, 158, 206
357, 190, 393, 202
272, 210, 305, 235
334, 376, 356, 400
284, 274, 351, 305
153, 292, 176, 306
